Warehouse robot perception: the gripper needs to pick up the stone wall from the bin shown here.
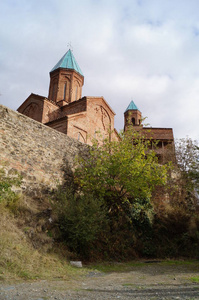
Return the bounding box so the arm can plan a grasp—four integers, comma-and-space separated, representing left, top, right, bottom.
0, 105, 88, 197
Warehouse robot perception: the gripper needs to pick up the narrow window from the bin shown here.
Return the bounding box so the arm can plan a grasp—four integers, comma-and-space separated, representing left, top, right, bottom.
75, 86, 78, 101
52, 84, 55, 101
132, 117, 135, 125
63, 83, 67, 100
52, 82, 57, 102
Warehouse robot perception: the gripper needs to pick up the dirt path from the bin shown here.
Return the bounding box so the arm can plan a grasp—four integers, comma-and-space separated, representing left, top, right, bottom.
1, 262, 199, 299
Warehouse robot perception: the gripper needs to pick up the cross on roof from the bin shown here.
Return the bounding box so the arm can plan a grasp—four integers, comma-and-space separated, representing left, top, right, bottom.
67, 42, 73, 52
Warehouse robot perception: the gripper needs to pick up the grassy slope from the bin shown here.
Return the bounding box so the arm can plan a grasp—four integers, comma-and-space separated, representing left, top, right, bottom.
1, 202, 199, 284
0, 199, 86, 282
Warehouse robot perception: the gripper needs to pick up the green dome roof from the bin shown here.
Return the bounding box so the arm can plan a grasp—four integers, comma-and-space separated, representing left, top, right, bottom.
125, 100, 139, 112
51, 49, 83, 76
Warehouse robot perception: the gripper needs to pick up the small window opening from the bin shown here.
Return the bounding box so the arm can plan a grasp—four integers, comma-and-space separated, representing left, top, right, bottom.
52, 84, 56, 101
64, 83, 67, 100
75, 86, 78, 101
78, 132, 80, 141
132, 117, 135, 125
157, 141, 162, 148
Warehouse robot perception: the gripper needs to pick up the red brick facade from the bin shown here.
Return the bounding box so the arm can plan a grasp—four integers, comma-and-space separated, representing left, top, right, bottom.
17, 52, 119, 145
124, 106, 175, 162
17, 51, 174, 154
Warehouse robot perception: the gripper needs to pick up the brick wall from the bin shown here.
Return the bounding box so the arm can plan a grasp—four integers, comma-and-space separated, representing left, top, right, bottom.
0, 105, 88, 197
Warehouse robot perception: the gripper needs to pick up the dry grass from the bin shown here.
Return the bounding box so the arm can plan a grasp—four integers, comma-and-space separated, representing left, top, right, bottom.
0, 202, 87, 283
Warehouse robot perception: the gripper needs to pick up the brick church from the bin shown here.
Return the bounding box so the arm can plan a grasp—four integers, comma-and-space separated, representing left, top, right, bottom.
124, 101, 174, 162
17, 49, 119, 145
17, 49, 174, 160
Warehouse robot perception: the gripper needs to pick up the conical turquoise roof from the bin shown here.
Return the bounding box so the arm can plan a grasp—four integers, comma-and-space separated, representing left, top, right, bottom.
50, 49, 83, 76
125, 100, 139, 112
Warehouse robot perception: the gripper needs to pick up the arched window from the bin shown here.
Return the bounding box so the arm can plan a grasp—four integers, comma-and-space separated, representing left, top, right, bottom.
63, 83, 67, 100
52, 81, 57, 102
75, 85, 78, 101
52, 85, 55, 101
132, 117, 135, 125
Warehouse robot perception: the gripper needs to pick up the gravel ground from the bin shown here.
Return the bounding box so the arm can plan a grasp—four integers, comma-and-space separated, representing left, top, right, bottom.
1, 262, 199, 299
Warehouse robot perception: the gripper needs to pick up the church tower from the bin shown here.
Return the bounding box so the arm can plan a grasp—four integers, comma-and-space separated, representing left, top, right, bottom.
48, 49, 84, 106
124, 100, 142, 131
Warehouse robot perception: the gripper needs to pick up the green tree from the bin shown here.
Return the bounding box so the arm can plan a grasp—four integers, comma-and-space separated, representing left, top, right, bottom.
175, 137, 199, 200
75, 131, 170, 222
54, 131, 171, 259
52, 187, 108, 258
150, 138, 199, 258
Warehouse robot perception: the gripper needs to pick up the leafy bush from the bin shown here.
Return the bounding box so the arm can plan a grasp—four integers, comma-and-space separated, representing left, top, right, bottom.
52, 187, 108, 258
52, 131, 172, 259
53, 134, 199, 260
75, 131, 169, 223
0, 169, 22, 212
175, 138, 199, 202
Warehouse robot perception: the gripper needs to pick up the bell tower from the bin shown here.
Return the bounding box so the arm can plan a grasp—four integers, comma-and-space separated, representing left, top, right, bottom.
124, 100, 142, 131
48, 49, 84, 106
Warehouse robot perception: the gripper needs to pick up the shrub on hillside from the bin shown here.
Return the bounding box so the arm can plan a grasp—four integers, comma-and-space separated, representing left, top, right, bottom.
53, 131, 171, 259
52, 186, 108, 258
53, 134, 199, 260
0, 169, 22, 212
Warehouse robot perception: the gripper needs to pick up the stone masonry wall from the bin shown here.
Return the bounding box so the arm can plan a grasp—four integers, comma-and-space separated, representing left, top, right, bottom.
0, 105, 88, 197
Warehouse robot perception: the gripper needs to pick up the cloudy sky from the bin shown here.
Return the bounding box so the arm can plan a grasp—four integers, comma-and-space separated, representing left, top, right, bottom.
0, 0, 199, 141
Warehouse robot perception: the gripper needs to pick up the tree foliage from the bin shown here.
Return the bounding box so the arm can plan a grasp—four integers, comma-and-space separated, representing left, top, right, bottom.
53, 133, 199, 259
52, 187, 107, 257
75, 131, 169, 213
175, 137, 199, 198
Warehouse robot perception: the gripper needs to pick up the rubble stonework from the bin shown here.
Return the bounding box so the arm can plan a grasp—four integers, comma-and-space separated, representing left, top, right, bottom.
0, 104, 88, 196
